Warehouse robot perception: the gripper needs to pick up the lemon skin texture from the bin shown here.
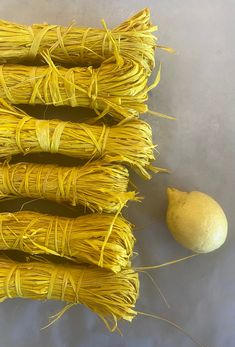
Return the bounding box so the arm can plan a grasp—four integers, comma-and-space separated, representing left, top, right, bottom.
166, 188, 228, 253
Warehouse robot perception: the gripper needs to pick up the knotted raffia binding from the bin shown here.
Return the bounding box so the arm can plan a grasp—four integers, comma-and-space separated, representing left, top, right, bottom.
0, 211, 135, 273
0, 256, 139, 331
0, 8, 156, 72
0, 161, 136, 213
0, 52, 160, 121
0, 100, 156, 178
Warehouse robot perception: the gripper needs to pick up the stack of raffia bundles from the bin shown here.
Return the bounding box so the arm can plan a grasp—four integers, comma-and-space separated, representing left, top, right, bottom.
0, 8, 160, 329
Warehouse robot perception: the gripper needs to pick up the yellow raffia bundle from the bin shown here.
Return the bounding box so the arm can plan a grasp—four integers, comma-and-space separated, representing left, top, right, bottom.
0, 100, 155, 178
0, 211, 135, 273
0, 161, 136, 212
0, 53, 160, 121
0, 256, 139, 330
0, 8, 156, 72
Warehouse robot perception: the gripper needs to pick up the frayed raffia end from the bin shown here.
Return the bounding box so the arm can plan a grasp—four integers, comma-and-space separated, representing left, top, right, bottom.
144, 166, 170, 180
149, 166, 170, 174
146, 64, 176, 120
148, 110, 176, 121
157, 45, 176, 54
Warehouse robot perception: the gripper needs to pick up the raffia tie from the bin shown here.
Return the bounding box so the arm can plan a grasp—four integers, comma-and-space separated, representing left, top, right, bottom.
35, 120, 66, 153
15, 115, 110, 156
27, 22, 121, 64
1, 162, 81, 205
78, 123, 110, 157
5, 263, 23, 298
47, 265, 85, 302
0, 60, 105, 109
0, 213, 33, 251
27, 25, 58, 60
87, 67, 98, 110
27, 25, 77, 62
0, 214, 74, 259
43, 216, 74, 258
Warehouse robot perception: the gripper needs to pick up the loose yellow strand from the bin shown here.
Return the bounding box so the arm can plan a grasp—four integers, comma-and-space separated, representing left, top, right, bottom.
137, 311, 205, 347
135, 254, 198, 271
41, 303, 75, 330
148, 110, 176, 120
139, 270, 170, 308
98, 205, 124, 268
157, 45, 176, 54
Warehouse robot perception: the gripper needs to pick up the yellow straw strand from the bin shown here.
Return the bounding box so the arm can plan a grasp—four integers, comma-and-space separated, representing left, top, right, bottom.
0, 256, 139, 330
148, 110, 176, 121
0, 211, 135, 273
137, 311, 205, 347
0, 9, 157, 72
0, 100, 156, 179
0, 161, 136, 213
135, 254, 198, 271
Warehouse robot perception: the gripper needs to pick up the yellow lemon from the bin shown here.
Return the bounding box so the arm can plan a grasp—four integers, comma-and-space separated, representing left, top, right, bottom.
166, 188, 228, 253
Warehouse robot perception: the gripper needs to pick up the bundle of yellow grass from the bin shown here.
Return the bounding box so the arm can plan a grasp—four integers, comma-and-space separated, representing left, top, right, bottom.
0, 161, 136, 212
0, 9, 156, 72
0, 8, 164, 331
0, 54, 159, 121
0, 211, 135, 273
0, 256, 139, 330
0, 100, 155, 178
